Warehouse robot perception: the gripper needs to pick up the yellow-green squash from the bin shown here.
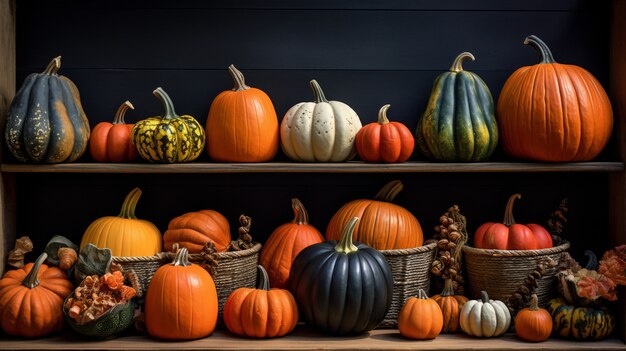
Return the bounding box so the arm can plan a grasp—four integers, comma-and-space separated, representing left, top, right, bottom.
416, 52, 498, 162
547, 297, 615, 340
131, 87, 205, 163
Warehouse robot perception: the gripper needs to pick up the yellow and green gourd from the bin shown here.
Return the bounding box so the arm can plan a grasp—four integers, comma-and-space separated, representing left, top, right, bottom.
547, 297, 615, 340
416, 52, 498, 162
131, 87, 205, 163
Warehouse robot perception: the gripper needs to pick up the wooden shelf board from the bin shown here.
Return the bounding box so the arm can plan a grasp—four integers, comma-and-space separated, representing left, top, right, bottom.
0, 162, 623, 174
0, 327, 623, 350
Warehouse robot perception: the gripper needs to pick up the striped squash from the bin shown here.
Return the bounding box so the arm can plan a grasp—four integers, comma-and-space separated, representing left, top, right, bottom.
547, 297, 615, 340
132, 87, 205, 163
416, 52, 498, 162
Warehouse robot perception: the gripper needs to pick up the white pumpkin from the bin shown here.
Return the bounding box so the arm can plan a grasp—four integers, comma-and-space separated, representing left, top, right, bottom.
280, 80, 362, 162
459, 290, 511, 337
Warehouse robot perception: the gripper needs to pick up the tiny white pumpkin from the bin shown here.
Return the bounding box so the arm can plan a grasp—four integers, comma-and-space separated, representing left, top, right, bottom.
280, 80, 362, 162
459, 290, 511, 337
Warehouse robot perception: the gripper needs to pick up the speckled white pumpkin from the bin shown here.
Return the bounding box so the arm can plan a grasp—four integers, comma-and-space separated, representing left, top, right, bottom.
280, 80, 362, 162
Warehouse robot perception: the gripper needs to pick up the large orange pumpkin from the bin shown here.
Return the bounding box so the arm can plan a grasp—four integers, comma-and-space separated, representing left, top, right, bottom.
473, 193, 552, 250
431, 278, 469, 333
80, 187, 162, 256
164, 210, 231, 253
223, 265, 298, 338
497, 35, 613, 162
397, 289, 444, 339
145, 247, 218, 340
355, 104, 414, 163
259, 198, 324, 289
326, 180, 423, 250
89, 100, 138, 162
0, 253, 74, 337
205, 65, 279, 162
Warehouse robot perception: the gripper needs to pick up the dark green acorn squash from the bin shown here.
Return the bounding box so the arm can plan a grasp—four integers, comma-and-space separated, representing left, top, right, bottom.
288, 217, 393, 335
131, 87, 205, 163
5, 56, 90, 163
416, 52, 498, 162
547, 297, 615, 340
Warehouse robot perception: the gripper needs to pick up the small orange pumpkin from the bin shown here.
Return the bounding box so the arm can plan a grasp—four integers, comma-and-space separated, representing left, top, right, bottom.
164, 210, 231, 253
326, 180, 423, 250
0, 252, 74, 337
260, 198, 324, 289
515, 294, 553, 342
431, 278, 469, 333
89, 100, 138, 162
355, 104, 415, 163
223, 265, 298, 338
145, 247, 218, 340
206, 65, 279, 162
398, 289, 444, 339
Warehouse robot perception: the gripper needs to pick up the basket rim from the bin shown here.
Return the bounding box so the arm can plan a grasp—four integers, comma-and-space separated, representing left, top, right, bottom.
462, 240, 570, 257
380, 241, 437, 256
112, 242, 262, 263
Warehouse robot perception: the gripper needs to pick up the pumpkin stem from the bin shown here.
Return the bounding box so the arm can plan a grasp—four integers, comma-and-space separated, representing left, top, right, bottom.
529, 294, 539, 311
153, 87, 179, 120
22, 252, 48, 289
524, 35, 556, 64
440, 278, 456, 297
417, 289, 428, 300
480, 290, 490, 303
335, 217, 359, 254
118, 187, 142, 219
291, 198, 309, 225
228, 64, 250, 91
377, 104, 391, 125
42, 56, 62, 75
113, 100, 134, 125
503, 193, 522, 226
584, 250, 598, 270
172, 247, 192, 267
450, 52, 475, 72
309, 80, 329, 103
373, 180, 403, 202
256, 265, 271, 291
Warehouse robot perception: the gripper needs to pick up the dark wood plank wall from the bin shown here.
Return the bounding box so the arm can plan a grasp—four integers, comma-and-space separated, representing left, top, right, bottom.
12, 1, 613, 272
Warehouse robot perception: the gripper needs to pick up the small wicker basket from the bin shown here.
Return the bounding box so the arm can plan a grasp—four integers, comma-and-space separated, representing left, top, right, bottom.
112, 255, 167, 294
462, 241, 570, 307
378, 241, 437, 328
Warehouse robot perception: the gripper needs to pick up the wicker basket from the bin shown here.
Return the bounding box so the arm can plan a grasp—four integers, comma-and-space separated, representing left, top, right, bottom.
112, 255, 168, 295
462, 241, 570, 307
378, 241, 437, 328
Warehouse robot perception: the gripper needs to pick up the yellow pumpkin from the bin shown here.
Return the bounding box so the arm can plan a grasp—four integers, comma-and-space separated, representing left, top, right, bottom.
80, 187, 162, 256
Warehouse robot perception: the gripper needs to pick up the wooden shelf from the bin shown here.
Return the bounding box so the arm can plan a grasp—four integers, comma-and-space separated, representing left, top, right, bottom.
0, 326, 624, 350
1, 161, 623, 174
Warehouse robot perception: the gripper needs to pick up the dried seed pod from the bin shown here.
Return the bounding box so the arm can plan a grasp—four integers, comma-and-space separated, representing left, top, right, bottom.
447, 241, 457, 251
58, 247, 78, 270
520, 285, 530, 296
447, 224, 458, 232
437, 239, 450, 250
448, 231, 461, 242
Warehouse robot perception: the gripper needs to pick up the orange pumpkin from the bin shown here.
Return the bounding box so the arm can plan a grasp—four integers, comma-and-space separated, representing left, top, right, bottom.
260, 198, 324, 289
145, 247, 218, 340
0, 253, 74, 338
355, 104, 414, 163
497, 35, 613, 162
89, 100, 138, 162
223, 265, 298, 338
326, 180, 423, 250
206, 64, 279, 162
80, 187, 162, 256
164, 210, 231, 253
398, 289, 444, 339
515, 294, 552, 342
474, 193, 552, 250
431, 278, 469, 333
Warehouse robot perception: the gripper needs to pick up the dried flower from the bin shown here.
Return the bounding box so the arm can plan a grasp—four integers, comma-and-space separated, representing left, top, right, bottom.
598, 245, 626, 285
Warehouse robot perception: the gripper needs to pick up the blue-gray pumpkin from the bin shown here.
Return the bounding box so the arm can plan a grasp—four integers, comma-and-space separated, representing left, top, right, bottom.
5, 56, 90, 163
288, 217, 393, 335
416, 52, 498, 162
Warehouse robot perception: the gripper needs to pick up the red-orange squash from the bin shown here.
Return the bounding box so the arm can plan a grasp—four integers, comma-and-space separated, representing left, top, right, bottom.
89, 100, 138, 162
355, 104, 414, 163
260, 198, 324, 289
497, 35, 613, 162
515, 294, 552, 342
326, 180, 423, 250
223, 265, 298, 338
164, 210, 231, 253
398, 289, 444, 339
431, 278, 469, 333
145, 247, 218, 340
206, 65, 279, 162
474, 193, 552, 250
0, 253, 74, 337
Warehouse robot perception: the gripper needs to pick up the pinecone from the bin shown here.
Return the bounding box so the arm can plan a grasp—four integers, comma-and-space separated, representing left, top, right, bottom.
546, 198, 568, 245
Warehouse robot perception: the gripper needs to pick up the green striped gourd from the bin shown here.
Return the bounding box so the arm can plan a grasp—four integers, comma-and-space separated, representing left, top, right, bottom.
416, 52, 498, 162
547, 297, 615, 340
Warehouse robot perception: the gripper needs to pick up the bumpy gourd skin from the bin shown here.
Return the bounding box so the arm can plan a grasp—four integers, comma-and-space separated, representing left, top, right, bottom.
547, 297, 615, 340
